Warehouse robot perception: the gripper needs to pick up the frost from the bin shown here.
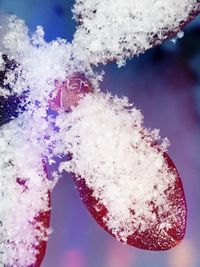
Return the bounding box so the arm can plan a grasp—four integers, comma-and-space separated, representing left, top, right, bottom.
73, 0, 199, 65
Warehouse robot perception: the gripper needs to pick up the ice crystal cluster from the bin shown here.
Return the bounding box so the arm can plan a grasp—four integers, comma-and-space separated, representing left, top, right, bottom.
73, 0, 199, 65
0, 0, 198, 266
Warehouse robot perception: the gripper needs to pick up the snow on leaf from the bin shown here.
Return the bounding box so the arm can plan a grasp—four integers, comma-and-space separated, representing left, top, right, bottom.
55, 92, 186, 247
73, 0, 200, 65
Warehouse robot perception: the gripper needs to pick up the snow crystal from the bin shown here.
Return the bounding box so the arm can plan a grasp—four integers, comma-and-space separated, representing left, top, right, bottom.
73, 0, 199, 65
56, 93, 177, 242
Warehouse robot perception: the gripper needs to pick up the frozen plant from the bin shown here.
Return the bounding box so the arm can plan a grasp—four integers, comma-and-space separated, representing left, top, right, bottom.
0, 1, 199, 266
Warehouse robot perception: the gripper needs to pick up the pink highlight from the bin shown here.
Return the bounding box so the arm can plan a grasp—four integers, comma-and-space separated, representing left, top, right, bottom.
61, 249, 86, 267
105, 242, 135, 267
167, 239, 197, 267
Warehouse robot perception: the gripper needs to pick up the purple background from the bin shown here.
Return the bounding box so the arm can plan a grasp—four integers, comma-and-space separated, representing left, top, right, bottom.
0, 1, 200, 267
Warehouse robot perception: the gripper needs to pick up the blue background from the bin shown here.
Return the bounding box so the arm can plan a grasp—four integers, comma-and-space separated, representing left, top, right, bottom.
0, 1, 200, 267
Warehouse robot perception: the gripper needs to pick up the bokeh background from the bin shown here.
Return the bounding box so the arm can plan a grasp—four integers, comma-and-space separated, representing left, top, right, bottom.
0, 1, 200, 267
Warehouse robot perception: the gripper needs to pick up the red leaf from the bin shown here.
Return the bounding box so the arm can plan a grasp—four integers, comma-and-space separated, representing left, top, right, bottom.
33, 191, 51, 267
72, 152, 187, 251
49, 73, 187, 250
17, 174, 51, 266
50, 73, 187, 251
